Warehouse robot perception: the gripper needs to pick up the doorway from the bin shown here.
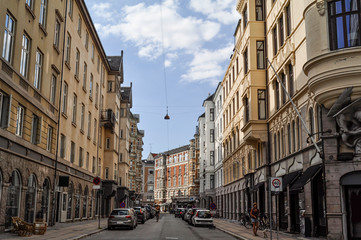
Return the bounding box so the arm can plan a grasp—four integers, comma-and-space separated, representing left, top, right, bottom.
345, 186, 361, 239
290, 192, 300, 233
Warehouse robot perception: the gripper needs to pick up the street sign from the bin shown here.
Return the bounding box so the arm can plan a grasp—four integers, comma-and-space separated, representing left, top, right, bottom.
120, 202, 126, 208
93, 185, 100, 189
271, 177, 282, 192
210, 203, 216, 210
93, 176, 101, 185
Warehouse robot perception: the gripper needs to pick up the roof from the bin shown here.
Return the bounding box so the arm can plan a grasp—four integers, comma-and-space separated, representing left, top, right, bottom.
154, 145, 190, 158
107, 56, 122, 72
121, 87, 131, 102
202, 93, 215, 106
198, 112, 205, 120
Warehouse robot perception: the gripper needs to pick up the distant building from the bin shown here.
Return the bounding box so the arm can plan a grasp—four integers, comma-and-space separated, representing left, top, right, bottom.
141, 153, 156, 205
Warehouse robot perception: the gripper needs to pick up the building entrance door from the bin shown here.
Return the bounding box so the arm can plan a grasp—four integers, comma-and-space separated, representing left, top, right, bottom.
346, 186, 361, 239
60, 193, 68, 222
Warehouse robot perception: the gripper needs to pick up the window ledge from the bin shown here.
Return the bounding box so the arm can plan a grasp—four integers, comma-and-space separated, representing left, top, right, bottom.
65, 61, 71, 70
39, 23, 48, 36
25, 4, 36, 20
89, 96, 93, 102
80, 129, 84, 134
53, 44, 60, 54
72, 122, 77, 128
82, 86, 87, 93
87, 136, 91, 141
74, 74, 79, 82
93, 141, 96, 145
61, 113, 68, 119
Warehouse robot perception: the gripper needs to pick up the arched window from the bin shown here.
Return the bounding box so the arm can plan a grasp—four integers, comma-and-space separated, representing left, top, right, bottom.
178, 175, 181, 186
5, 170, 22, 229
296, 117, 301, 150
274, 133, 277, 161
83, 186, 88, 218
67, 183, 73, 219
287, 124, 291, 154
89, 190, 94, 218
292, 120, 296, 152
75, 184, 81, 218
25, 174, 37, 223
281, 128, 284, 157
41, 178, 50, 222
277, 131, 281, 159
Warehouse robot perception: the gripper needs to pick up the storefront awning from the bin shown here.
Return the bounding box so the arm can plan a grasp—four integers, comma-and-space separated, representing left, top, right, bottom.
290, 164, 322, 191
252, 182, 264, 191
282, 171, 301, 191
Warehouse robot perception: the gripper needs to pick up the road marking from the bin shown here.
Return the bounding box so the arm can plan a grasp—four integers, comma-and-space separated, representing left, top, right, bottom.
165, 237, 179, 240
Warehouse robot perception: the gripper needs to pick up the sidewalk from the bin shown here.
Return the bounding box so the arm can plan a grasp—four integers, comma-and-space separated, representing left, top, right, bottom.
0, 218, 107, 240
214, 218, 319, 240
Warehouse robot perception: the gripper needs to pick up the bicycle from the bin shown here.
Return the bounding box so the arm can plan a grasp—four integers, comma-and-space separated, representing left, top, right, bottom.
239, 213, 252, 229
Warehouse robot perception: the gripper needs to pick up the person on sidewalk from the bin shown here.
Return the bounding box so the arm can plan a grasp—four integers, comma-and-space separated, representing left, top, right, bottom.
155, 205, 160, 222
250, 202, 260, 236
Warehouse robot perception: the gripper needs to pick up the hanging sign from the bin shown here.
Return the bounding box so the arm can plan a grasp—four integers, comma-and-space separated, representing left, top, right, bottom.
270, 177, 283, 192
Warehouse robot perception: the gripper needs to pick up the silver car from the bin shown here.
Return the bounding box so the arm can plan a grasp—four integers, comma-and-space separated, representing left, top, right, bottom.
191, 210, 214, 227
108, 208, 137, 230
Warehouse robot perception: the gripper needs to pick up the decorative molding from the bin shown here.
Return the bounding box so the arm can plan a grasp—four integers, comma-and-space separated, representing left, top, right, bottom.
316, 0, 326, 16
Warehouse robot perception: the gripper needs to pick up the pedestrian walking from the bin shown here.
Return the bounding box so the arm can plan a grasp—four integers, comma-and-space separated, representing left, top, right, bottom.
155, 205, 160, 222
250, 202, 260, 236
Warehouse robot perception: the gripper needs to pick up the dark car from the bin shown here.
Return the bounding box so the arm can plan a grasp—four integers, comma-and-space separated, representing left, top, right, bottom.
144, 205, 153, 219
134, 207, 147, 224
174, 208, 186, 218
107, 208, 137, 230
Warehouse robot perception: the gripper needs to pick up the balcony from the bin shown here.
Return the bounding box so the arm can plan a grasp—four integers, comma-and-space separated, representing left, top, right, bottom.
101, 109, 116, 130
241, 120, 267, 143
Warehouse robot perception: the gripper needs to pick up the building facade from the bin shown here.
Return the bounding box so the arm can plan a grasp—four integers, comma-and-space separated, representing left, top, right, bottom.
141, 153, 155, 205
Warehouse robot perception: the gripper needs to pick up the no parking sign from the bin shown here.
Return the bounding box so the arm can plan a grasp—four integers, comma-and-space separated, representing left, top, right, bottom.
270, 177, 282, 192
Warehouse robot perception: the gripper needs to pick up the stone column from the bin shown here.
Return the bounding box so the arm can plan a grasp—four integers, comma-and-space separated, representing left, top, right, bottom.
236, 190, 240, 221
223, 194, 226, 218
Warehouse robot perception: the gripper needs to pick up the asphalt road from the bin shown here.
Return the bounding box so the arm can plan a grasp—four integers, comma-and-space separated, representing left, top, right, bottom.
84, 213, 238, 240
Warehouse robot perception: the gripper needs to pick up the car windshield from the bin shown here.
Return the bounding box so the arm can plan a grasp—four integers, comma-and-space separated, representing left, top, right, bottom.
197, 211, 211, 218
111, 210, 128, 215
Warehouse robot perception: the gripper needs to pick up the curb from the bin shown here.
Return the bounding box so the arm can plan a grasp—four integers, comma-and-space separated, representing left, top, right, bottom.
215, 225, 250, 240
68, 227, 107, 240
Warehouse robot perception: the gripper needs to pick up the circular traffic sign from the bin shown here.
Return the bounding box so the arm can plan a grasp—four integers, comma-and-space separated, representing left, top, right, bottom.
93, 176, 101, 185
120, 202, 125, 208
272, 178, 281, 189
210, 203, 216, 210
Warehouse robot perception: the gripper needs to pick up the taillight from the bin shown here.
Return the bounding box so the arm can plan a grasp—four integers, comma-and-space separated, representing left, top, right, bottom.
109, 216, 114, 219
211, 214, 213, 217
126, 215, 132, 219
196, 212, 199, 217
140, 209, 143, 214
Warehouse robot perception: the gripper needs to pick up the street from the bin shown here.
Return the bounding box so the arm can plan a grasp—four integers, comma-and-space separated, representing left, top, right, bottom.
84, 213, 238, 240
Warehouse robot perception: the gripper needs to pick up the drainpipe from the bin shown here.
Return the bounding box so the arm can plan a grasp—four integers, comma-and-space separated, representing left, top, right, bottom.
51, 0, 68, 227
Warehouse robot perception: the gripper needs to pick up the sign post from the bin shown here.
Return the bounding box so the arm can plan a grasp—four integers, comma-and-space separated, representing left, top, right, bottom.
93, 177, 101, 229
270, 177, 282, 240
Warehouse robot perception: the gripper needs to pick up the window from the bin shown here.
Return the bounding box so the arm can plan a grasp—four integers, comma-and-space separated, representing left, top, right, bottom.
274, 134, 277, 160
107, 81, 113, 92
39, 0, 47, 27
34, 50, 43, 90
309, 107, 315, 136
297, 117, 301, 150
279, 15, 284, 46
31, 114, 41, 144
50, 75, 56, 104
275, 80, 280, 110
91, 44, 95, 61
243, 6, 248, 28
89, 74, 93, 98
258, 89, 266, 120
95, 84, 99, 106
288, 64, 294, 97
210, 108, 214, 121
243, 47, 248, 74
92, 156, 96, 173
80, 103, 85, 131
79, 147, 83, 167
281, 73, 286, 104
210, 151, 214, 165
20, 34, 30, 77
24, 175, 36, 223
273, 27, 278, 55
86, 152, 89, 169
256, 0, 264, 21
93, 119, 97, 141
65, 33, 71, 64
54, 19, 60, 49
287, 124, 291, 154
256, 41, 265, 69
70, 141, 75, 163
83, 62, 87, 89
46, 126, 52, 152
210, 129, 214, 142
72, 94, 77, 123
105, 168, 109, 179
286, 4, 291, 36
68, 0, 73, 18
60, 134, 66, 158
77, 15, 82, 36
62, 82, 68, 114
2, 13, 15, 63
85, 31, 89, 50
292, 120, 296, 152
328, 0, 361, 50
75, 49, 80, 78
15, 105, 25, 137
87, 112, 91, 138
244, 96, 249, 122
26, 0, 33, 9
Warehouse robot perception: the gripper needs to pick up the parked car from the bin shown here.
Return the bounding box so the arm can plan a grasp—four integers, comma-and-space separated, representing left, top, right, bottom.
174, 208, 185, 218
184, 208, 199, 224
134, 207, 147, 224
144, 205, 153, 219
108, 208, 137, 230
191, 210, 214, 227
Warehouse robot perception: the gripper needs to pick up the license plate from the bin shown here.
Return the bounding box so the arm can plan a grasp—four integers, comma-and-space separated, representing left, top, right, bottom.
117, 222, 124, 224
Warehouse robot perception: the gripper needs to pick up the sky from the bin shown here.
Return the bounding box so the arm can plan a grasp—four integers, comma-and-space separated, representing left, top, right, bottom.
84, 0, 240, 155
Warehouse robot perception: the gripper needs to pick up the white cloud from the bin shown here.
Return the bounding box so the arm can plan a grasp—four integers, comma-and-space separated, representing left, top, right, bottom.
181, 43, 234, 85
93, 0, 220, 63
189, 0, 239, 25
91, 3, 116, 21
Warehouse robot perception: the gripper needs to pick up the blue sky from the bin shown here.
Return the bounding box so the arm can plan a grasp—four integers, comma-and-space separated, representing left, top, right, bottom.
84, 0, 239, 155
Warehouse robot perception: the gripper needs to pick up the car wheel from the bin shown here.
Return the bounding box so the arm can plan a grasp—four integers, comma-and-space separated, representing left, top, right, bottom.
130, 224, 134, 230
142, 219, 145, 224
107, 226, 112, 230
